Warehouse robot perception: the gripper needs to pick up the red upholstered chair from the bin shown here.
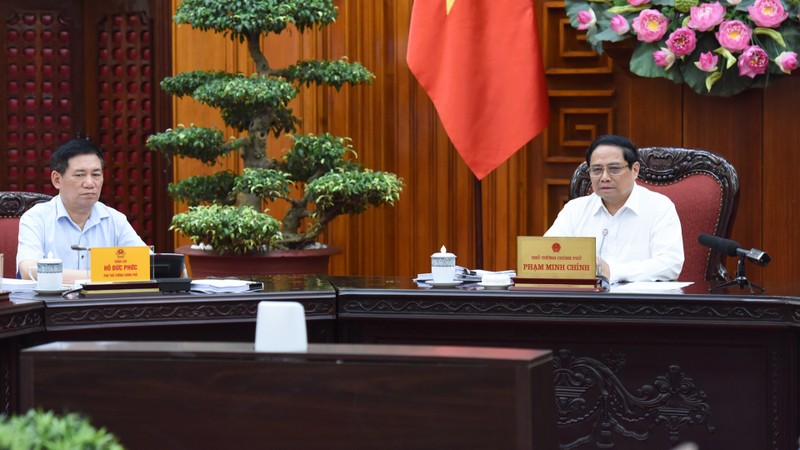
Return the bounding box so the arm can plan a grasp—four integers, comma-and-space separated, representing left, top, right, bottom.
0, 192, 52, 278
569, 147, 739, 282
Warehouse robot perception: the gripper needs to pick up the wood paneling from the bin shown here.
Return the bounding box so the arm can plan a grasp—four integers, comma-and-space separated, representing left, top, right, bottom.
1, 0, 173, 249
169, 0, 798, 286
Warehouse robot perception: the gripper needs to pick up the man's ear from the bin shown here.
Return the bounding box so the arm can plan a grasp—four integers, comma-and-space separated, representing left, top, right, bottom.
631, 161, 641, 177
51, 170, 61, 189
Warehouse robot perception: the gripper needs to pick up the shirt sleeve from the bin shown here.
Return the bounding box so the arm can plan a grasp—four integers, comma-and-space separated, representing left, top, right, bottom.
16, 211, 46, 276
544, 203, 575, 237
606, 202, 684, 282
113, 214, 147, 248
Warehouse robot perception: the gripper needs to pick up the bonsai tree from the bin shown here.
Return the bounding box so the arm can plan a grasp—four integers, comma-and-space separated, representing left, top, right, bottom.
147, 0, 403, 255
0, 409, 124, 449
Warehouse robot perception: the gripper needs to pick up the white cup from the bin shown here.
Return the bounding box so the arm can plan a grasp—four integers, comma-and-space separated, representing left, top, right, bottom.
254, 301, 308, 352
431, 246, 456, 283
29, 258, 63, 290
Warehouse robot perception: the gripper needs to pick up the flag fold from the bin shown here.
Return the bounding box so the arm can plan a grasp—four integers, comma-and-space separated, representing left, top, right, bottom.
407, 0, 550, 179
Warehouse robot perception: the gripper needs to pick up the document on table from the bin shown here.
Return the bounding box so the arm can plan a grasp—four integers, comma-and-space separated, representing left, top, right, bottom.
1, 278, 37, 293
190, 279, 258, 294
610, 281, 693, 293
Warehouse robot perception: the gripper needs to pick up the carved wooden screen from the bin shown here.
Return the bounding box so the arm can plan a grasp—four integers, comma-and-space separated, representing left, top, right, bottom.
1, 0, 172, 248
537, 0, 622, 233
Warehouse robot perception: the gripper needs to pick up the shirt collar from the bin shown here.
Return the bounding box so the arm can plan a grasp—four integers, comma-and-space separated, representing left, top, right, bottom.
54, 195, 110, 229
589, 183, 644, 216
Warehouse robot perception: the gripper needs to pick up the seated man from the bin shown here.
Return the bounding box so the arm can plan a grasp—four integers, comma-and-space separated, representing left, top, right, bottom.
17, 138, 147, 284
544, 134, 684, 282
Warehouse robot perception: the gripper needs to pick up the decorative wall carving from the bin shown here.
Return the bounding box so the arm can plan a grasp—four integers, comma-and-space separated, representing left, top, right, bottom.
96, 11, 157, 242
1, 1, 172, 250
5, 10, 73, 194
542, 2, 611, 74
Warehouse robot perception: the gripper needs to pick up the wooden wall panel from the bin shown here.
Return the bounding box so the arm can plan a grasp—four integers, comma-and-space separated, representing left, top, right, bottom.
682, 90, 764, 283
169, 0, 798, 285
1, 0, 172, 250
763, 76, 800, 286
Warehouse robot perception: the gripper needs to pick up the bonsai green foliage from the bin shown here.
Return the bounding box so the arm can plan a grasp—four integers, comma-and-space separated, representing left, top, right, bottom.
145, 125, 245, 164
170, 204, 282, 254
147, 0, 403, 254
168, 171, 238, 206
172, 0, 338, 38
274, 59, 375, 91
0, 409, 124, 450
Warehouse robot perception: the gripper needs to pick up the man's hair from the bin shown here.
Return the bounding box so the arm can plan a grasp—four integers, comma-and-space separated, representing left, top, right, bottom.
50, 138, 105, 174
585, 134, 639, 166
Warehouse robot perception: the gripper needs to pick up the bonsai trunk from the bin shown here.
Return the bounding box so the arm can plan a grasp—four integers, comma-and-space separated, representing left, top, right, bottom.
237, 32, 274, 210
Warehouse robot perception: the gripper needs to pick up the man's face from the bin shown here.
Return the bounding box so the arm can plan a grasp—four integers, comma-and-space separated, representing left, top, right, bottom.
589, 145, 639, 210
51, 153, 104, 212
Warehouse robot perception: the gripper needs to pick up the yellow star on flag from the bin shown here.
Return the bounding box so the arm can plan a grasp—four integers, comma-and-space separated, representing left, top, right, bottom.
447, 0, 455, 14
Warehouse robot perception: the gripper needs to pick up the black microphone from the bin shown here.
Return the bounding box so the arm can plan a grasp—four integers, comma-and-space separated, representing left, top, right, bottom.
698, 233, 771, 267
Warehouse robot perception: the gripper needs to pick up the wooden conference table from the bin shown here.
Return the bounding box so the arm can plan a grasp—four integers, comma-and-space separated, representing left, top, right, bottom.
3, 275, 799, 450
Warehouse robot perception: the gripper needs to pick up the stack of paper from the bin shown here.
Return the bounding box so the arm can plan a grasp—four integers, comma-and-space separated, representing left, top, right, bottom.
1, 278, 37, 293
190, 279, 254, 294
610, 281, 693, 293
415, 268, 516, 283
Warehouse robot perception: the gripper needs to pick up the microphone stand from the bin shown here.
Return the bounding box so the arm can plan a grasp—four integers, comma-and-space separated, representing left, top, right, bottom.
710, 254, 764, 294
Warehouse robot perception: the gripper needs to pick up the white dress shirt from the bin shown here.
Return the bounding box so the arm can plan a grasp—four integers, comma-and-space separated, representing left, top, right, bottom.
544, 184, 684, 282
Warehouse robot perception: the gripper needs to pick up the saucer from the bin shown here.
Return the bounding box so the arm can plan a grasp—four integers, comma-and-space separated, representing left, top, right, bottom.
478, 282, 513, 290
33, 287, 70, 295
426, 280, 463, 288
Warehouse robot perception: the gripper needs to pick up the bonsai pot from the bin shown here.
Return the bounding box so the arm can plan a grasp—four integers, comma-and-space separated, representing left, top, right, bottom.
176, 244, 341, 278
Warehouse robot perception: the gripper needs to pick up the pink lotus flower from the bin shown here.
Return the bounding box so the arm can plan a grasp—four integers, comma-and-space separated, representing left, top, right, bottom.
577, 8, 597, 31
628, 0, 651, 5
666, 28, 697, 57
737, 46, 769, 77
747, 0, 788, 28
688, 2, 726, 32
694, 52, 720, 72
653, 48, 676, 70
775, 51, 799, 73
610, 15, 631, 35
633, 9, 669, 43
716, 20, 753, 52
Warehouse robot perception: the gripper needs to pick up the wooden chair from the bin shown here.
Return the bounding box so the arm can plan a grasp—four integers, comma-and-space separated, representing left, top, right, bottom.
569, 147, 739, 282
0, 192, 52, 278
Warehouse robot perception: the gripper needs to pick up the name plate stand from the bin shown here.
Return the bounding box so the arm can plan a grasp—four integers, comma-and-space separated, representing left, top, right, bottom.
515, 237, 608, 292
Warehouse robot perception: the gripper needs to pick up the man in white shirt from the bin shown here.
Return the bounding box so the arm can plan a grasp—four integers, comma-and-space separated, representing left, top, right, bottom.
17, 138, 147, 284
545, 135, 684, 282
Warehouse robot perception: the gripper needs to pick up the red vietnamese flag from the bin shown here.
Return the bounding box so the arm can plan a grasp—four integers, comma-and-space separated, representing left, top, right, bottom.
407, 0, 550, 180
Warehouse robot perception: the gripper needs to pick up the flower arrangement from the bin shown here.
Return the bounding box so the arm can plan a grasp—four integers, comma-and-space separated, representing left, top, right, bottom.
566, 0, 800, 96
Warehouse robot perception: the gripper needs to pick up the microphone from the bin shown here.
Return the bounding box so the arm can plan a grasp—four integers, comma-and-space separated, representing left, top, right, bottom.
597, 229, 608, 277
698, 233, 771, 267
71, 245, 89, 251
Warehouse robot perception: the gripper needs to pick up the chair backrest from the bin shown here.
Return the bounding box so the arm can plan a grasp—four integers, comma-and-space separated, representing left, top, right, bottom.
0, 192, 52, 278
569, 147, 739, 282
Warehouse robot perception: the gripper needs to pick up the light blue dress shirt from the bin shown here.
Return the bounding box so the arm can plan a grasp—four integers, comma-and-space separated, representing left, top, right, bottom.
16, 195, 146, 275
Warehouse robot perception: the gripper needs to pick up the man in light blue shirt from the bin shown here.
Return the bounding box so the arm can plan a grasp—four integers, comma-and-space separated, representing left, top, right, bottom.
17, 138, 146, 283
